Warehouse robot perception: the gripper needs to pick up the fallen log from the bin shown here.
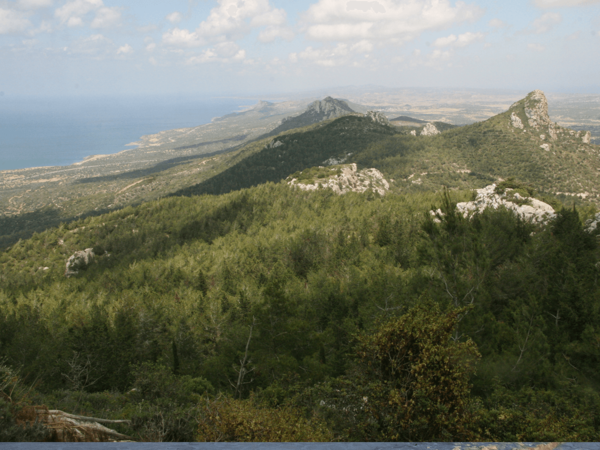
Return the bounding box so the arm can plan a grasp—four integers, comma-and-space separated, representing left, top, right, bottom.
16, 405, 134, 442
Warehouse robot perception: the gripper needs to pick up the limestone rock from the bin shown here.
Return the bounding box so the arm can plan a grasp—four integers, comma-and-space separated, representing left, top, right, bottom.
523, 90, 552, 130
583, 131, 592, 144
511, 112, 524, 129
365, 111, 390, 126
410, 130, 417, 136
265, 139, 284, 149
585, 212, 600, 232
65, 248, 95, 277
288, 163, 389, 196
540, 143, 550, 152
420, 123, 440, 136
455, 184, 556, 224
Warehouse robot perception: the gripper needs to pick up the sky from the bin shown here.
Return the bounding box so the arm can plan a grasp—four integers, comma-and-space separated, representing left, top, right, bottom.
1, 0, 599, 97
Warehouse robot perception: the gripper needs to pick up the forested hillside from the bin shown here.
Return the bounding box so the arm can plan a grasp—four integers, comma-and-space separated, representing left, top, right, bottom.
2, 91, 600, 442
2, 179, 600, 441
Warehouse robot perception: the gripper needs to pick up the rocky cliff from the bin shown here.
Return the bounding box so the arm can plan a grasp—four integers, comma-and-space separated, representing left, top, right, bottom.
507, 90, 592, 146
268, 97, 356, 136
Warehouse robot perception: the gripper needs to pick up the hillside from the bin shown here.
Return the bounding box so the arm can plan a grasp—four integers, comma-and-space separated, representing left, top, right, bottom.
173, 90, 598, 207
1, 176, 600, 441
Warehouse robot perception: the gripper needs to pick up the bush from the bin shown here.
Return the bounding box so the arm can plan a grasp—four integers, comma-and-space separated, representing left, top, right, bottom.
197, 395, 333, 442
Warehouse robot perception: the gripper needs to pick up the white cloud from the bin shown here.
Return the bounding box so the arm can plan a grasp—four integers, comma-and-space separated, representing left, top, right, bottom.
258, 25, 294, 42
0, 8, 32, 34
162, 27, 205, 47
146, 42, 156, 52
55, 0, 120, 29
531, 12, 561, 33
186, 42, 246, 64
196, 0, 287, 40
351, 39, 373, 52
149, 56, 157, 65
534, 0, 600, 7
55, 0, 102, 25
303, 0, 483, 44
164, 0, 292, 49
166, 11, 183, 24
67, 16, 83, 27
488, 18, 506, 28
289, 42, 377, 67
117, 43, 133, 55
528, 43, 546, 51
16, 0, 53, 10
67, 33, 114, 56
432, 31, 484, 48
91, 6, 121, 28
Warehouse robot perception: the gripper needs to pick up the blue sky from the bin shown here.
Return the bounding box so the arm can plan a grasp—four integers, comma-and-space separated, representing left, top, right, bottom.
1, 0, 599, 97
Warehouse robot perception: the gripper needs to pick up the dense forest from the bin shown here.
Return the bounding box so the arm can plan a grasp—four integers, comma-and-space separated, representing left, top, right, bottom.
2, 178, 600, 441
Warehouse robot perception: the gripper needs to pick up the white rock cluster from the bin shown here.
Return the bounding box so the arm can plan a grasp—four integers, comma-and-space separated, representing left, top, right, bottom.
288, 163, 390, 196
583, 131, 592, 144
455, 184, 556, 224
365, 111, 391, 126
420, 123, 440, 136
65, 248, 95, 277
265, 139, 284, 149
511, 112, 524, 129
585, 213, 600, 232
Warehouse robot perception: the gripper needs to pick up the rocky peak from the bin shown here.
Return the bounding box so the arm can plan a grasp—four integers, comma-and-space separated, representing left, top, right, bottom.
507, 90, 593, 145
509, 90, 552, 130
252, 100, 274, 112
306, 97, 355, 119
365, 111, 390, 126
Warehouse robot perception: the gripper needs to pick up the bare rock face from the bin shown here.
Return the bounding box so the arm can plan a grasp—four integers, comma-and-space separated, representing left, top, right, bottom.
585, 212, 600, 232
455, 184, 556, 224
583, 131, 592, 144
365, 111, 390, 126
420, 123, 440, 136
65, 248, 95, 277
288, 163, 389, 196
511, 112, 524, 129
523, 90, 552, 129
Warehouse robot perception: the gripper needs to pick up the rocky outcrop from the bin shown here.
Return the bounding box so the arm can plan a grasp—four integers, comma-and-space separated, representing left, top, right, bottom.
508, 90, 593, 146
420, 123, 440, 136
454, 184, 556, 224
511, 112, 524, 129
365, 111, 390, 126
523, 90, 552, 129
288, 163, 389, 196
265, 139, 284, 149
585, 212, 600, 232
65, 248, 95, 277
270, 97, 356, 136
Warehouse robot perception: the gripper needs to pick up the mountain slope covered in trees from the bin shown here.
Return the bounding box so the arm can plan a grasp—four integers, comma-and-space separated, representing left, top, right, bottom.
1, 91, 600, 442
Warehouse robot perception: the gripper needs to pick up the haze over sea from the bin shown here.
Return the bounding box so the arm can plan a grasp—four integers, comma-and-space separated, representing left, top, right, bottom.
0, 95, 248, 171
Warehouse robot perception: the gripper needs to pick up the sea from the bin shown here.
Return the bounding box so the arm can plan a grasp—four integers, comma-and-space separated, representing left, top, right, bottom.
0, 95, 251, 171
